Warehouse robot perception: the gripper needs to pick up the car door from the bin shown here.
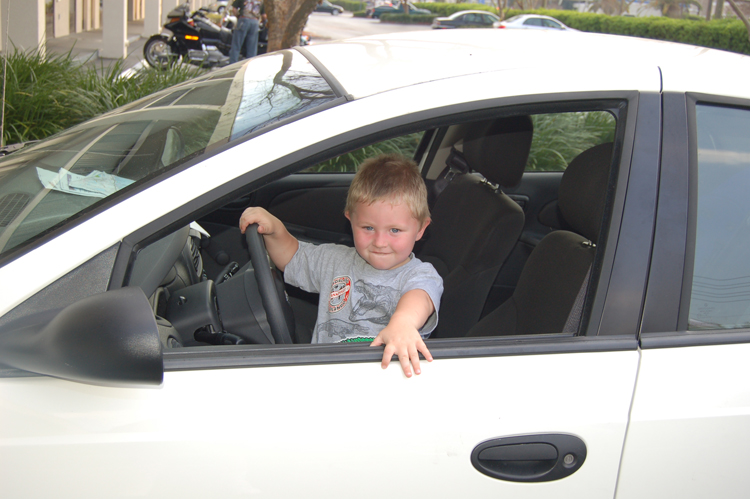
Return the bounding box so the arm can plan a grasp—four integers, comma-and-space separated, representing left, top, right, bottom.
0, 72, 659, 497
616, 94, 750, 497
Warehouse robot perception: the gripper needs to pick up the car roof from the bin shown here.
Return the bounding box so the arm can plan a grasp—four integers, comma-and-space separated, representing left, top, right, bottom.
449, 10, 498, 17
303, 29, 750, 99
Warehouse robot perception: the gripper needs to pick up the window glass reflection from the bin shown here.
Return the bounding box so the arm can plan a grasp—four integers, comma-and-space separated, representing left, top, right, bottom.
689, 104, 750, 329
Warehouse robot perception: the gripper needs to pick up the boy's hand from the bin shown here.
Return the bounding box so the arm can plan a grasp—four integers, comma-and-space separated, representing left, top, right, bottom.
371, 318, 433, 378
371, 289, 435, 378
239, 207, 298, 271
239, 207, 278, 236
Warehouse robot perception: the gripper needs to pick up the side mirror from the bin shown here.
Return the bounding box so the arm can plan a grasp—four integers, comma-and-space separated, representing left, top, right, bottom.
0, 287, 163, 387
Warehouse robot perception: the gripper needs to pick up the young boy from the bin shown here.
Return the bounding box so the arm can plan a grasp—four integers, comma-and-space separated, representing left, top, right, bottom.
239, 154, 443, 377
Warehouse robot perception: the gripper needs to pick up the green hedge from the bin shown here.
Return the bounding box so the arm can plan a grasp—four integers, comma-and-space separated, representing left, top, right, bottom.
334, 0, 365, 12
403, 4, 750, 55
413, 2, 495, 16
508, 8, 750, 55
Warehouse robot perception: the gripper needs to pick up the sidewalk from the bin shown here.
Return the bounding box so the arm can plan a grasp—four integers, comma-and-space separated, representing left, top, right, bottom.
45, 20, 151, 75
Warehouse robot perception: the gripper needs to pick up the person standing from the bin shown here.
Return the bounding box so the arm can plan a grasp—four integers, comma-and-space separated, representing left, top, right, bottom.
229, 0, 263, 64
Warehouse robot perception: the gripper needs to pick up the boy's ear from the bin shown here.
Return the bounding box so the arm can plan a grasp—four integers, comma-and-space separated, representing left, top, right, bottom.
344, 211, 351, 222
416, 218, 430, 241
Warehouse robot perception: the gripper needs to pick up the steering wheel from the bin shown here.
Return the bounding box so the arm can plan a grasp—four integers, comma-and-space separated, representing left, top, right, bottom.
245, 224, 294, 344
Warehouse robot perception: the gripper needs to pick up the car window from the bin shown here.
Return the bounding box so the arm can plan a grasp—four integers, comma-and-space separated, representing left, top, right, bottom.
526, 111, 616, 171
0, 51, 336, 258
524, 18, 543, 26
300, 132, 426, 173
688, 104, 750, 330
543, 19, 562, 29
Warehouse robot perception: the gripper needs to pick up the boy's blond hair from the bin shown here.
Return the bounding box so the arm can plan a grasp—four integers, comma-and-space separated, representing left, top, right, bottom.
345, 153, 430, 225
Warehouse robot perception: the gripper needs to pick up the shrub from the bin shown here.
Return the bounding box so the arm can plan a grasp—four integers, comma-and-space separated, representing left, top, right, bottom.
398, 3, 750, 55
0, 47, 205, 145
414, 2, 496, 16
505, 8, 750, 54
334, 0, 365, 12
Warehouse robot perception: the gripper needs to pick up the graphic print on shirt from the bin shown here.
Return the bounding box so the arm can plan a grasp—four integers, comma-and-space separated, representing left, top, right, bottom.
317, 279, 400, 343
349, 280, 400, 325
328, 275, 351, 313
317, 319, 371, 343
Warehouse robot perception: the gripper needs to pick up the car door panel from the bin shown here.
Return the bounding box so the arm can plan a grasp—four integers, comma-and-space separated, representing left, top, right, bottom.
616, 342, 750, 499
618, 94, 750, 497
0, 346, 639, 498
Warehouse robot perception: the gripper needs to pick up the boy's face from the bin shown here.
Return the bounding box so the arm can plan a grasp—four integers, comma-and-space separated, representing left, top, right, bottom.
346, 199, 428, 271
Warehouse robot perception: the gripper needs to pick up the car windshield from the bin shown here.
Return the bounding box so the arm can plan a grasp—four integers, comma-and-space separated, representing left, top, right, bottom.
0, 50, 336, 259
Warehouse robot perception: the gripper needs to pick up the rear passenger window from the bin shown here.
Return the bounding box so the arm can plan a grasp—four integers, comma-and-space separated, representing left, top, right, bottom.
689, 104, 750, 330
526, 111, 615, 171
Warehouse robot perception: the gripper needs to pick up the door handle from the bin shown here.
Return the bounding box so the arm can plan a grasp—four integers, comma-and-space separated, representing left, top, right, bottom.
471, 433, 586, 482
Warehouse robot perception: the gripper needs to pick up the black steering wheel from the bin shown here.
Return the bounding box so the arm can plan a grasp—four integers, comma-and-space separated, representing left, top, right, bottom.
245, 224, 294, 344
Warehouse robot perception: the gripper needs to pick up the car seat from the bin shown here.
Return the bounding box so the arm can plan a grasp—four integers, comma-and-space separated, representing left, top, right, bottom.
466, 142, 614, 337
417, 116, 533, 338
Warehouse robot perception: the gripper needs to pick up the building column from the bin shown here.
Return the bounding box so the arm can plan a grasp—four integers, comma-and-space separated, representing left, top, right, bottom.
91, 0, 101, 29
144, 0, 161, 34
1, 0, 46, 55
75, 0, 83, 32
101, 0, 127, 59
54, 0, 71, 38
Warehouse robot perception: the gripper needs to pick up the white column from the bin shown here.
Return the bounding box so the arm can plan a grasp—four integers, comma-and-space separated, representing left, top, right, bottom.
144, 0, 161, 34
0, 0, 5, 52
84, 0, 92, 30
2, 0, 46, 55
54, 0, 71, 38
101, 0, 127, 58
75, 0, 83, 32
91, 0, 100, 29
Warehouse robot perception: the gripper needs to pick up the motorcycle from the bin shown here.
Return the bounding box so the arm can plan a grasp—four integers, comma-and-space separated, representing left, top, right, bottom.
143, 4, 238, 69
143, 3, 308, 69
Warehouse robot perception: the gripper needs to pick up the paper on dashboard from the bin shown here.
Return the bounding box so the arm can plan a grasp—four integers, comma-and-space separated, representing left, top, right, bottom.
37, 168, 134, 198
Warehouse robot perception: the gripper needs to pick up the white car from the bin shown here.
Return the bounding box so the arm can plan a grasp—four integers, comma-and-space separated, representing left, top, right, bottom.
493, 13, 578, 30
1, 29, 750, 498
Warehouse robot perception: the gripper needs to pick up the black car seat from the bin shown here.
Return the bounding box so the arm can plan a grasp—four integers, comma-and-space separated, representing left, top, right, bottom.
417, 116, 534, 338
467, 142, 614, 337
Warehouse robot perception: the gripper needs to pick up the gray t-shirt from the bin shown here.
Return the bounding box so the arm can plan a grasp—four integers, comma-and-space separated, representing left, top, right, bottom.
284, 241, 443, 344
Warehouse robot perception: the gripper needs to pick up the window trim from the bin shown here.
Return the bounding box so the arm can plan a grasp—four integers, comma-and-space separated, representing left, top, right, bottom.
682, 94, 750, 332
641, 92, 750, 345
110, 92, 640, 370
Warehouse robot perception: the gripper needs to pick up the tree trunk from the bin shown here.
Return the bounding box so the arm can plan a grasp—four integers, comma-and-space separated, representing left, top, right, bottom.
726, 0, 750, 43
706, 0, 713, 20
714, 0, 725, 19
264, 0, 320, 52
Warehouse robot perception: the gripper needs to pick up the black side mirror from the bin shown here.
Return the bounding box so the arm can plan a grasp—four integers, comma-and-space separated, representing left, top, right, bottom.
0, 287, 163, 387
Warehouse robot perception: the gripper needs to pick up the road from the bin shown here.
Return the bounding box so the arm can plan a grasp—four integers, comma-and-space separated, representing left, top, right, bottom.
304, 12, 432, 43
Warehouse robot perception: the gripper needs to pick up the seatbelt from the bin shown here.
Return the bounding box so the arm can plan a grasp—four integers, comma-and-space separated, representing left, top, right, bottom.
427, 146, 470, 209
563, 263, 592, 334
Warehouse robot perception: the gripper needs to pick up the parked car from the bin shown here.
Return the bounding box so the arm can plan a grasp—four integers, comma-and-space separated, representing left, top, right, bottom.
2, 29, 750, 498
314, 0, 345, 15
431, 9, 499, 29
369, 1, 431, 18
493, 13, 577, 30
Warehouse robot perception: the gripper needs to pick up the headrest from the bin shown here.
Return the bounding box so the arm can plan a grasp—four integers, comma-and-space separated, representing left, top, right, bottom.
558, 142, 613, 243
462, 116, 533, 188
